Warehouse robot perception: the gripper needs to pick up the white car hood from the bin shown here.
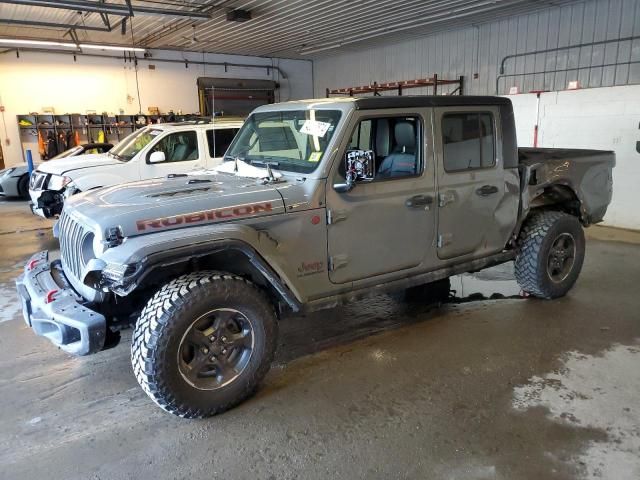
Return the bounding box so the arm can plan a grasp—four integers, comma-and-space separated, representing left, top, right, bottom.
36, 153, 119, 176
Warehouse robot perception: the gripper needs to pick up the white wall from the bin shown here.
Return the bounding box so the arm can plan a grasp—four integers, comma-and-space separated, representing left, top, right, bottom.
0, 49, 313, 167
508, 85, 640, 230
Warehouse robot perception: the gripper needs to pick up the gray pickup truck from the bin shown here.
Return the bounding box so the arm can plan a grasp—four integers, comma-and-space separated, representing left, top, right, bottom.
16, 96, 614, 418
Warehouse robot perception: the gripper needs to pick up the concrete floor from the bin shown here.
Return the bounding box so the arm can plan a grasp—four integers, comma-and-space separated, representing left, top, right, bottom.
0, 198, 639, 480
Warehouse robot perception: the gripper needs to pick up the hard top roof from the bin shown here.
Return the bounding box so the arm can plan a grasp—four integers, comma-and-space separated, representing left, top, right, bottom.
351, 95, 512, 109
253, 95, 512, 112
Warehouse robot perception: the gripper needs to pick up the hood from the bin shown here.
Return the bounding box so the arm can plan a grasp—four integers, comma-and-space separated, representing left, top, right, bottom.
37, 153, 118, 175
66, 172, 287, 238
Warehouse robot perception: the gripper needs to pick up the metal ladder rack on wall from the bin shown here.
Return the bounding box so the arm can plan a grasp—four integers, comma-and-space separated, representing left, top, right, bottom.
326, 75, 464, 97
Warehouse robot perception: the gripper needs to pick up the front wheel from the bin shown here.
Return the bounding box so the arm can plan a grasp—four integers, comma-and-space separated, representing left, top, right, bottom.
131, 271, 278, 418
514, 210, 585, 299
18, 174, 29, 199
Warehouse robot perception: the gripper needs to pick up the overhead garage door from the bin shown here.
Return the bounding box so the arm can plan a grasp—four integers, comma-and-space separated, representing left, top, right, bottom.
197, 78, 278, 117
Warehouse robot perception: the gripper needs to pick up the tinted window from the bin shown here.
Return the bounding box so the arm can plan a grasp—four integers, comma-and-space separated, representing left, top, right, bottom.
206, 128, 239, 157
442, 112, 495, 171
148, 131, 198, 163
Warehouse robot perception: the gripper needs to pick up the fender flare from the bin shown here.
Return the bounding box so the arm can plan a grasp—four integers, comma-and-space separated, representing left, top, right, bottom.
121, 239, 302, 312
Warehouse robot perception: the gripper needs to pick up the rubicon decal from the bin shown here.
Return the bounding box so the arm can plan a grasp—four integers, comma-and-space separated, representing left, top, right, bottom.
136, 202, 274, 231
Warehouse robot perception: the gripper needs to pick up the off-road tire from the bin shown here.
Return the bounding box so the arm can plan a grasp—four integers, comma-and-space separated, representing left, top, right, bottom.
131, 271, 278, 418
515, 210, 585, 299
18, 174, 29, 199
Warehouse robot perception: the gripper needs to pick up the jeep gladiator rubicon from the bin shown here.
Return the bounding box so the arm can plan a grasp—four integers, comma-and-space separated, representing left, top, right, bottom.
16, 96, 614, 418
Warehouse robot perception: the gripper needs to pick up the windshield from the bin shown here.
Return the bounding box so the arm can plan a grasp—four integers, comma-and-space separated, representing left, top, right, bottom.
51, 146, 83, 159
225, 109, 342, 174
109, 127, 162, 161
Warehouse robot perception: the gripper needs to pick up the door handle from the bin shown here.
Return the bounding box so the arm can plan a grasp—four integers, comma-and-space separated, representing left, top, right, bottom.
476, 185, 499, 196
406, 195, 434, 208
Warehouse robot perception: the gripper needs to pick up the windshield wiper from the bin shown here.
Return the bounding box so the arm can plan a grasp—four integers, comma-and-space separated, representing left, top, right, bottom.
249, 159, 281, 168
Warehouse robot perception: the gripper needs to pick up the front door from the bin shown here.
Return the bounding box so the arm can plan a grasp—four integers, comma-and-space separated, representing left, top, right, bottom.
144, 130, 204, 178
434, 107, 506, 259
326, 112, 437, 284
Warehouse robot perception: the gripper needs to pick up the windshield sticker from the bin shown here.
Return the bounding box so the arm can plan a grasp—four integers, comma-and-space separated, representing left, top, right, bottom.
308, 152, 323, 163
149, 130, 162, 136
300, 120, 331, 137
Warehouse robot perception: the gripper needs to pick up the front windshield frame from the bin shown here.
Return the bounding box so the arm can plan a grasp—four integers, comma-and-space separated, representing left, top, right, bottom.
109, 127, 163, 162
224, 109, 342, 175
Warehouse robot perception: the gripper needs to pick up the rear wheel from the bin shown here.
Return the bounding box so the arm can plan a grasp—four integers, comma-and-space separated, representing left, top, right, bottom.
514, 210, 585, 299
131, 271, 278, 418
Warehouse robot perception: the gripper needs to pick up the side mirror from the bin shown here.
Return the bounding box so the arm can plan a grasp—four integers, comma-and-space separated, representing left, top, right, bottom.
333, 149, 375, 192
333, 183, 353, 193
149, 151, 166, 163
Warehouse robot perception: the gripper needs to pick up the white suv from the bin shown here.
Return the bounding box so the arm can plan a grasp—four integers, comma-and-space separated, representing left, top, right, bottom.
29, 119, 244, 218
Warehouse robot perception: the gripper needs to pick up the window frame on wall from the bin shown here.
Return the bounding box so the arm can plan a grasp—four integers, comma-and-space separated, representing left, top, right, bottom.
441, 111, 496, 173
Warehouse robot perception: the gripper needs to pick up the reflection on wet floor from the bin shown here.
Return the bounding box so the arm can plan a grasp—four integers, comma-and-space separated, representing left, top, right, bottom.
450, 262, 523, 301
277, 262, 524, 363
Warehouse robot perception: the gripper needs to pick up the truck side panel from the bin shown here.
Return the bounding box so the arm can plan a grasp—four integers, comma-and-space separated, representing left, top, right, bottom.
519, 148, 615, 225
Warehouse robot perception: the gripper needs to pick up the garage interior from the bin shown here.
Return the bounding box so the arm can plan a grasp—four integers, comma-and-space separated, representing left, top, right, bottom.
0, 1, 639, 479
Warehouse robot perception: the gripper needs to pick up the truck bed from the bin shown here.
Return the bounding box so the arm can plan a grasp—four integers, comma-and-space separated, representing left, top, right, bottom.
519, 147, 616, 164
517, 147, 615, 226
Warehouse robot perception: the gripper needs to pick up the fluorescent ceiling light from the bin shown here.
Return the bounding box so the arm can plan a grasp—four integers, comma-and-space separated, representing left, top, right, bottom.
0, 38, 145, 52
0, 38, 76, 48
79, 44, 146, 52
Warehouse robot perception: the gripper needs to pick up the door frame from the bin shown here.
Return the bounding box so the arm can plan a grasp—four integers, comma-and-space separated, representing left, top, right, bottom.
432, 105, 505, 260
325, 106, 440, 286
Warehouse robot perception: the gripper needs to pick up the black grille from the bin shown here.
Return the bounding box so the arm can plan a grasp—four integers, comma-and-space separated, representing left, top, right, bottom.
30, 171, 49, 190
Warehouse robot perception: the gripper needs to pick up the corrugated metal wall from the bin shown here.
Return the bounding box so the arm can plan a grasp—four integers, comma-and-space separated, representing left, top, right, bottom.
314, 0, 640, 96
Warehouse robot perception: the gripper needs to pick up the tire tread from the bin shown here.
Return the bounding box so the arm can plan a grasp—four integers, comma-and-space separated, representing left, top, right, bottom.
131, 271, 277, 418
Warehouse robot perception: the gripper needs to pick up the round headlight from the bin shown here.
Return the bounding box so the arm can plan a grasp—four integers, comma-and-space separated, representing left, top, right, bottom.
92, 233, 108, 256
81, 232, 96, 264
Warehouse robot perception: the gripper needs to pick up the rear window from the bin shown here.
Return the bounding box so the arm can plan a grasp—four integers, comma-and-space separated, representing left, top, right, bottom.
206, 128, 239, 158
442, 112, 495, 171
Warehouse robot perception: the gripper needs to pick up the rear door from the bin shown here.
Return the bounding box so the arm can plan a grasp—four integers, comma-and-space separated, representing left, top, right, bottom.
434, 107, 506, 259
143, 130, 203, 178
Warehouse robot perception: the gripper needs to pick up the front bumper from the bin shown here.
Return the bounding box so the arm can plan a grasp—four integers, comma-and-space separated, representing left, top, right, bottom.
15, 251, 106, 356
29, 188, 64, 218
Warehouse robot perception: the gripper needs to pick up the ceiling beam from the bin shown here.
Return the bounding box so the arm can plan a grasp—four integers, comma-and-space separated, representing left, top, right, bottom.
0, 18, 112, 32
1, 0, 212, 19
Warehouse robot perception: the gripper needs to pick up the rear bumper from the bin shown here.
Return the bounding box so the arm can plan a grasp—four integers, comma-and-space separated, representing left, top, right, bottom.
15, 251, 106, 356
